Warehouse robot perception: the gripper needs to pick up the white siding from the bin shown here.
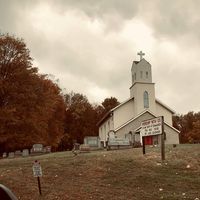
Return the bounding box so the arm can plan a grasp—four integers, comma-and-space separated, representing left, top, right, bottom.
113, 99, 135, 129
164, 125, 179, 144
116, 112, 154, 138
156, 103, 172, 125
98, 115, 113, 144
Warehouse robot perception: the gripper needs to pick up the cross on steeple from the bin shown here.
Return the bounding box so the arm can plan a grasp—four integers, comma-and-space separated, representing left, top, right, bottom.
137, 51, 145, 61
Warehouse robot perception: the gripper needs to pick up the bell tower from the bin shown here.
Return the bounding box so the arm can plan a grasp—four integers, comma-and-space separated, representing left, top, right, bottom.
130, 51, 156, 115
131, 51, 152, 85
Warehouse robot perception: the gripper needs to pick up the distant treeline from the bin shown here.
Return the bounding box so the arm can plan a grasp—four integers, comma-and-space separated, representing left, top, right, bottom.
173, 112, 200, 143
0, 34, 199, 153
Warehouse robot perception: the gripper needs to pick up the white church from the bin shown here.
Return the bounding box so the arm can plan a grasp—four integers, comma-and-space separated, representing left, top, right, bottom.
98, 51, 180, 146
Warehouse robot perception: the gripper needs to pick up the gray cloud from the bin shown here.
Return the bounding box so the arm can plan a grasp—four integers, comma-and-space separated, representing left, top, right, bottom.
50, 0, 138, 19
141, 0, 200, 43
0, 0, 200, 114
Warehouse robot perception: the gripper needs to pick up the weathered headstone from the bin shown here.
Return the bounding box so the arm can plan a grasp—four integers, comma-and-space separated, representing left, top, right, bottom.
42, 148, 46, 153
108, 137, 130, 146
22, 149, 29, 157
84, 136, 101, 149
109, 131, 116, 139
45, 146, 51, 153
107, 131, 131, 150
8, 152, 15, 159
31, 144, 43, 153
14, 150, 22, 157
80, 144, 90, 152
2, 152, 7, 158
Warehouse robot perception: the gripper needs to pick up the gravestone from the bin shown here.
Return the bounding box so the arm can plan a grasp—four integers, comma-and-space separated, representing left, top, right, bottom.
108, 131, 116, 139
108, 137, 130, 146
80, 144, 90, 152
42, 148, 46, 153
31, 144, 43, 153
22, 149, 29, 157
42, 146, 51, 153
45, 146, 51, 153
0, 184, 18, 200
107, 131, 131, 150
8, 152, 15, 159
2, 152, 7, 158
84, 136, 101, 149
15, 150, 22, 157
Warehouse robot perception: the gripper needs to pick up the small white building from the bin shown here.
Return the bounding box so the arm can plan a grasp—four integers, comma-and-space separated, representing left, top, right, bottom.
98, 52, 179, 146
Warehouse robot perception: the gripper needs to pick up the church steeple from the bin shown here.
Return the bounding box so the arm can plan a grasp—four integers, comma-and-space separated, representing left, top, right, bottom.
131, 51, 152, 85
130, 52, 156, 114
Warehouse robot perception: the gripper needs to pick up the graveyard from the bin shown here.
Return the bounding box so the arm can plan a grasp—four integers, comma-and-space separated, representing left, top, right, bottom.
0, 144, 199, 200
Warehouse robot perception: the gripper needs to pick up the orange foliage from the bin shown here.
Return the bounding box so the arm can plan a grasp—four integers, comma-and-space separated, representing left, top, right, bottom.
0, 34, 65, 153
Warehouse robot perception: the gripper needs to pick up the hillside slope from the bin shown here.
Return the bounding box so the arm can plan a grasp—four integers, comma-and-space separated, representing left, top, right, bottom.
0, 145, 200, 200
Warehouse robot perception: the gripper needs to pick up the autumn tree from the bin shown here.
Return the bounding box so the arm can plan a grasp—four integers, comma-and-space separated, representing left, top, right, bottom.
102, 97, 120, 114
0, 34, 65, 153
58, 94, 121, 150
63, 92, 97, 144
173, 111, 200, 143
187, 120, 200, 143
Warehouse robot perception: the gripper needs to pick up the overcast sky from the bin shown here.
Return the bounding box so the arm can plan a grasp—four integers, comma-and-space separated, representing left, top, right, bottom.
0, 0, 200, 114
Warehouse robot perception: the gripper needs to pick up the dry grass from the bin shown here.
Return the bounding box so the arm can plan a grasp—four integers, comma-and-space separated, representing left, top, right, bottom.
0, 144, 200, 200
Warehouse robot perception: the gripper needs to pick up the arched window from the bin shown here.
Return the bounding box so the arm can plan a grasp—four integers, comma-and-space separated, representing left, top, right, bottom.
146, 71, 148, 78
144, 91, 149, 108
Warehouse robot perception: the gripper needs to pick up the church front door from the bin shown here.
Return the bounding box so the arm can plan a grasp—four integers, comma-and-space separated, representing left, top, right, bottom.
144, 136, 153, 145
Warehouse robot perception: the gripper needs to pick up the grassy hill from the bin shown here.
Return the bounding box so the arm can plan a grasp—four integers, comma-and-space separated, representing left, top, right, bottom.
0, 144, 200, 200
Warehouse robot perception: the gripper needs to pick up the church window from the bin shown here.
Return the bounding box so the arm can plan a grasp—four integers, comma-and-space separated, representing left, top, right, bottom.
146, 71, 148, 78
108, 121, 110, 130
143, 91, 149, 108
134, 73, 136, 80
140, 71, 143, 78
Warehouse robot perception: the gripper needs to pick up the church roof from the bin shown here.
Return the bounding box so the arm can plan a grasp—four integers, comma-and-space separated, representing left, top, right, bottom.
132, 58, 150, 65
155, 98, 175, 114
97, 97, 175, 126
115, 109, 180, 133
111, 97, 134, 112
129, 82, 155, 90
96, 110, 111, 126
97, 97, 134, 126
